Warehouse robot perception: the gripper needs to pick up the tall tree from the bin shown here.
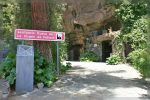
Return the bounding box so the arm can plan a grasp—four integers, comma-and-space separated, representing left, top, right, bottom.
31, 0, 52, 62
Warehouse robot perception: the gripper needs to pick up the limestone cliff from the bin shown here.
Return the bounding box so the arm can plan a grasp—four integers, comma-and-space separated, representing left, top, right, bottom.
62, 0, 117, 60
63, 0, 115, 33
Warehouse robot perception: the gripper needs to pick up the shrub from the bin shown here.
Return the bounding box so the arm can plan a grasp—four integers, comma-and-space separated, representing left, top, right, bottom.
0, 52, 16, 86
61, 62, 72, 74
115, 2, 149, 78
80, 51, 99, 62
0, 50, 73, 87
127, 49, 150, 78
127, 49, 143, 66
106, 54, 121, 65
0, 50, 58, 87
34, 50, 58, 87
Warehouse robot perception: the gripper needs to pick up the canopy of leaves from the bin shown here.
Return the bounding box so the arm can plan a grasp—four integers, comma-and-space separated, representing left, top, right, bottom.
116, 2, 147, 34
116, 1, 148, 49
115, 1, 150, 78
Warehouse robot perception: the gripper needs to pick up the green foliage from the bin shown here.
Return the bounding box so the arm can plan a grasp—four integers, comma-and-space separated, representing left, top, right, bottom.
61, 62, 72, 74
116, 1, 150, 78
0, 41, 8, 50
0, 4, 2, 29
115, 1, 147, 48
60, 42, 68, 61
16, 2, 32, 29
48, 1, 67, 64
121, 17, 148, 50
51, 41, 68, 66
48, 0, 65, 31
0, 49, 72, 87
0, 0, 69, 88
106, 54, 122, 65
128, 49, 150, 78
127, 49, 143, 66
111, 31, 123, 55
145, 0, 150, 78
80, 51, 99, 62
129, 17, 148, 49
0, 52, 16, 86
34, 50, 58, 87
1, 3, 17, 43
0, 3, 18, 52
116, 2, 147, 34
0, 50, 59, 87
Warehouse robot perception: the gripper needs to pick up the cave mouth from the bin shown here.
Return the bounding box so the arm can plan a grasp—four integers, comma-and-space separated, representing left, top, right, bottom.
73, 45, 81, 61
102, 40, 112, 62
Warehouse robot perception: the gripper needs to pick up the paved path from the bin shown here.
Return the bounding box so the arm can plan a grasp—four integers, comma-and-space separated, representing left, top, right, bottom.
9, 62, 150, 100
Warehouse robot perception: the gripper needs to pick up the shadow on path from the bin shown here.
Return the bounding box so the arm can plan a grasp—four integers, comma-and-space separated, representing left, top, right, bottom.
9, 62, 150, 100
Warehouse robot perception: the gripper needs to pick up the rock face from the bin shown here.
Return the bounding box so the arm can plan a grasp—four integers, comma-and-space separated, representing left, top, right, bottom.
63, 0, 115, 33
92, 31, 120, 43
62, 0, 117, 60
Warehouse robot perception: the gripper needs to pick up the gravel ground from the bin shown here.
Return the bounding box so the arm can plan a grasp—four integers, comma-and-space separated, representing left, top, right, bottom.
9, 62, 150, 100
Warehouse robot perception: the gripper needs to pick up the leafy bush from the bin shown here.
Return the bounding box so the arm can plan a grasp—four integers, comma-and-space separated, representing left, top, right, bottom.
115, 1, 150, 78
127, 49, 143, 66
80, 51, 99, 62
106, 54, 121, 65
34, 50, 58, 87
61, 62, 72, 74
0, 50, 58, 87
116, 2, 148, 50
116, 2, 147, 34
128, 49, 150, 78
0, 49, 73, 87
0, 52, 16, 86
60, 42, 68, 61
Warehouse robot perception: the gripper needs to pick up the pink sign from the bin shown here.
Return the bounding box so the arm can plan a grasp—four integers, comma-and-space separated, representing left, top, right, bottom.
15, 29, 65, 41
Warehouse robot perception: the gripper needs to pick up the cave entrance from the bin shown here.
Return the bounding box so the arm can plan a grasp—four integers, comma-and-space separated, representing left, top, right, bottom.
68, 44, 83, 61
73, 45, 81, 61
102, 40, 112, 62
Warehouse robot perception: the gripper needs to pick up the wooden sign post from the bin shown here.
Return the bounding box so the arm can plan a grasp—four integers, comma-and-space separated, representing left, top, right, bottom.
15, 29, 65, 41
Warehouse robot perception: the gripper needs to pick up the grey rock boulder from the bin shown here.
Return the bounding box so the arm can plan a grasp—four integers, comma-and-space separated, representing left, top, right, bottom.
0, 79, 10, 100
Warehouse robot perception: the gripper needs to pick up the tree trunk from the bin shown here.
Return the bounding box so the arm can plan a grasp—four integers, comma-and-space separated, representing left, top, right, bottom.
31, 0, 52, 61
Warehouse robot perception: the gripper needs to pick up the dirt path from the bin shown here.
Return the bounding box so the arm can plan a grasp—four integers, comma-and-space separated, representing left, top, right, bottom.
9, 62, 150, 100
